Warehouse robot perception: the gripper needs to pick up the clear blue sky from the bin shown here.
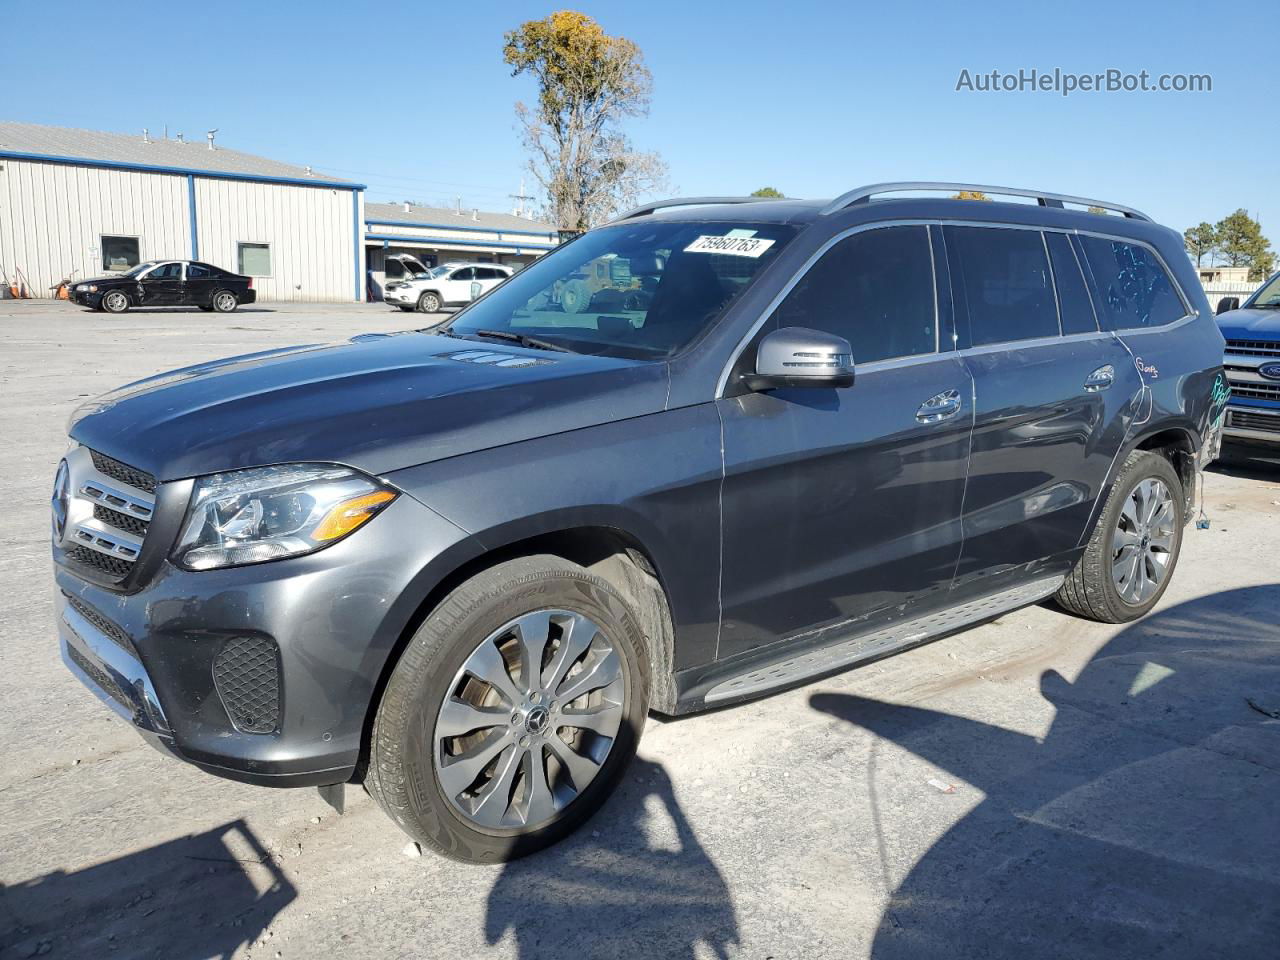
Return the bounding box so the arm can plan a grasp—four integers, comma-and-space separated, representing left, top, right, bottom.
3, 0, 1275, 235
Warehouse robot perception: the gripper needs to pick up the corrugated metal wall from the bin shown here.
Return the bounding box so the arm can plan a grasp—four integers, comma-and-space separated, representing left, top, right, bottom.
195, 178, 359, 302
0, 157, 362, 302
0, 158, 188, 295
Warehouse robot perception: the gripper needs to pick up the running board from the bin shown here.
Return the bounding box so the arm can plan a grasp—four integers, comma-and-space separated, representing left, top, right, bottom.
704, 575, 1065, 703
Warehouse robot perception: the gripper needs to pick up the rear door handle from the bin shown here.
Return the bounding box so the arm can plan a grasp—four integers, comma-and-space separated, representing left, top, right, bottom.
916, 389, 963, 423
1084, 364, 1115, 392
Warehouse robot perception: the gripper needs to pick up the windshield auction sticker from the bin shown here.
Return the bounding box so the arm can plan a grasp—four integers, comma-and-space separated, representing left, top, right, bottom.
684, 235, 776, 258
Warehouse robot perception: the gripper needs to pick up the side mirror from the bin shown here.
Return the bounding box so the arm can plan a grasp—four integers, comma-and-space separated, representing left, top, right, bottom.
1217, 296, 1240, 315
743, 326, 855, 391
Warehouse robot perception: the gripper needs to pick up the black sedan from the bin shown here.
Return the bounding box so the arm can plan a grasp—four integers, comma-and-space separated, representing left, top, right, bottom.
71, 260, 257, 314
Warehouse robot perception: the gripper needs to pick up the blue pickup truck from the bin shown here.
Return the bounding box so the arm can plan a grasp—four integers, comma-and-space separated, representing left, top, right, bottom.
1216, 271, 1280, 446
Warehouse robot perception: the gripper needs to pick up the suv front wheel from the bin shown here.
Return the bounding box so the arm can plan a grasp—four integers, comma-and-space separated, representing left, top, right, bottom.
367, 555, 649, 862
1056, 450, 1184, 623
417, 291, 442, 313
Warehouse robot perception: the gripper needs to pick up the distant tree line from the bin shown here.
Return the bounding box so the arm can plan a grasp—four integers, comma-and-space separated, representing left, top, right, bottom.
1184, 210, 1274, 281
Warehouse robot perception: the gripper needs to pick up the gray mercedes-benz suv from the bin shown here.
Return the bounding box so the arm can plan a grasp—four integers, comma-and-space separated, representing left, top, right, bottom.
53, 183, 1227, 862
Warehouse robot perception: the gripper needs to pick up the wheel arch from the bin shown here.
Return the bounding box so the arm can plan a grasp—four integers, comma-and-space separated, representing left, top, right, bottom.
1132, 421, 1199, 514
355, 521, 679, 782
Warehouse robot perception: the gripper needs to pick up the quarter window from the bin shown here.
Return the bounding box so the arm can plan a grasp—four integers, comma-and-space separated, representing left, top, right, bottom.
1044, 232, 1097, 335
945, 226, 1059, 346
1078, 236, 1186, 329
101, 235, 140, 272
771, 225, 936, 363
237, 242, 272, 277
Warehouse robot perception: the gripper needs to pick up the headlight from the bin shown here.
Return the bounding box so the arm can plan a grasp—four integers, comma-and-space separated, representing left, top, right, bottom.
173, 463, 397, 571
88, 284, 98, 292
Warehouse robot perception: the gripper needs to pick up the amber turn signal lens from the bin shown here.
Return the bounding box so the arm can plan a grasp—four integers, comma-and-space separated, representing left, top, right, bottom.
312, 490, 397, 542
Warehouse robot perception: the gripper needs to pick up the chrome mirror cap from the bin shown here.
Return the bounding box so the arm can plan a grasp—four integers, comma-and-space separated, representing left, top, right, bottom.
744, 326, 855, 391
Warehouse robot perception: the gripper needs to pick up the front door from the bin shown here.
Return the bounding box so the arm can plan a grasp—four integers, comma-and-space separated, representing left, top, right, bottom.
716, 224, 973, 664
137, 262, 184, 306
943, 225, 1142, 592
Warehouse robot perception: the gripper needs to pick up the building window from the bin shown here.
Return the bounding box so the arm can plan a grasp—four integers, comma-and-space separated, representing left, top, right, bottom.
237, 242, 272, 277
101, 236, 140, 272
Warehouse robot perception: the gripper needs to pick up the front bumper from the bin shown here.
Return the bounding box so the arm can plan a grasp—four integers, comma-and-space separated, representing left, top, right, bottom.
1223, 404, 1280, 444
383, 286, 415, 305
55, 492, 475, 787
70, 289, 103, 308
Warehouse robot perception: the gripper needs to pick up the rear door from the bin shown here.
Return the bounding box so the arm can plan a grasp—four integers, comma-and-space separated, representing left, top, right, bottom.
137, 262, 184, 306
183, 262, 217, 305
716, 224, 974, 663
944, 225, 1141, 593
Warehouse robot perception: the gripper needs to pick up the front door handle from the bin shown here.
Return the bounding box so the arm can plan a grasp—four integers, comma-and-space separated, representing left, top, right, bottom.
1084, 364, 1115, 392
916, 389, 963, 423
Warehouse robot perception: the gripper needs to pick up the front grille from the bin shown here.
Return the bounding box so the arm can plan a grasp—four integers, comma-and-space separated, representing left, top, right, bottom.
93, 504, 149, 538
67, 643, 141, 722
1226, 381, 1280, 402
1228, 409, 1280, 434
1225, 339, 1280, 358
62, 591, 138, 657
213, 636, 281, 735
89, 449, 157, 494
67, 545, 134, 580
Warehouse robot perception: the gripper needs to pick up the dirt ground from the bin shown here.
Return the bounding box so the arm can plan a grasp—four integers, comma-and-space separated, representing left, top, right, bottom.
2, 300, 1278, 960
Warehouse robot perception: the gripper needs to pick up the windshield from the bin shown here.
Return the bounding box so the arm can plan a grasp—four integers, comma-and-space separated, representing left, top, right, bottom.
444, 220, 798, 359
121, 261, 158, 278
1247, 273, 1280, 307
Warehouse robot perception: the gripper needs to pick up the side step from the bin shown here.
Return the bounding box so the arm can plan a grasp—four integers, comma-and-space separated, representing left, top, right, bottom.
704, 575, 1065, 703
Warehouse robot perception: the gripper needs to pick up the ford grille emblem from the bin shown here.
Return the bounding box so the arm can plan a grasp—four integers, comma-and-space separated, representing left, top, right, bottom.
1258, 361, 1280, 381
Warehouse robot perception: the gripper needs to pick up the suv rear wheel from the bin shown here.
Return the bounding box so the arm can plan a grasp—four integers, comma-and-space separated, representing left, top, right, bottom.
367, 555, 649, 862
1056, 450, 1184, 623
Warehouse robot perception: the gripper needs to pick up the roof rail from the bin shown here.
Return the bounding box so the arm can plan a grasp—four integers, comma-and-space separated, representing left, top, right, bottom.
612, 196, 786, 222
819, 182, 1152, 221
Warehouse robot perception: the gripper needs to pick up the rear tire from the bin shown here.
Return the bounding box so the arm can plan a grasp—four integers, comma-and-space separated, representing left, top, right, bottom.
1056, 450, 1184, 623
367, 555, 649, 863
211, 290, 239, 313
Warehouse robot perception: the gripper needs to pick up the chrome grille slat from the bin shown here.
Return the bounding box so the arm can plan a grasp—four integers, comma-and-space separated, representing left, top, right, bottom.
57, 446, 157, 582
1224, 339, 1280, 358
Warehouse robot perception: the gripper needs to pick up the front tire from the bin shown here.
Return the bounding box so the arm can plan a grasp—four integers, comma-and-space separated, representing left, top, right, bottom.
367, 555, 649, 863
101, 290, 130, 314
417, 291, 442, 313
211, 290, 239, 313
1056, 450, 1184, 623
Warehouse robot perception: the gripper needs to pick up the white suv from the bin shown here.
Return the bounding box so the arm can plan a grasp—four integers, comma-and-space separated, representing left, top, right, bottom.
383, 261, 514, 313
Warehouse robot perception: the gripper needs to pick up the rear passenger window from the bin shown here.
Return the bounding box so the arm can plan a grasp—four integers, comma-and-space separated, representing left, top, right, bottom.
186, 263, 211, 279
772, 225, 935, 363
945, 226, 1059, 346
1078, 236, 1186, 329
1044, 232, 1097, 335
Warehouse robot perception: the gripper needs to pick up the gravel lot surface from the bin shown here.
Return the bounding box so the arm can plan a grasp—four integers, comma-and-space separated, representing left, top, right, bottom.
2, 300, 1278, 959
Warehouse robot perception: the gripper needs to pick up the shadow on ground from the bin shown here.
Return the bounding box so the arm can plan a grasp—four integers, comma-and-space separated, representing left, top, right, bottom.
0, 819, 294, 959
1210, 441, 1280, 481
812, 585, 1280, 959
485, 758, 738, 959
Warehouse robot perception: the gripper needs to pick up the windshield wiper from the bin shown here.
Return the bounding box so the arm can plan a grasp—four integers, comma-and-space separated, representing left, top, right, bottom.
472, 329, 575, 353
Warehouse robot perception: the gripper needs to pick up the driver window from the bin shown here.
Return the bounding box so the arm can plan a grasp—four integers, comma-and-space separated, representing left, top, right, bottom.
771, 226, 937, 363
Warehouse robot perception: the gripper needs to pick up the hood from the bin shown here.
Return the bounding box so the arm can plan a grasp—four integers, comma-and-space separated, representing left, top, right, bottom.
69, 332, 669, 481
1216, 307, 1280, 340
75, 274, 136, 287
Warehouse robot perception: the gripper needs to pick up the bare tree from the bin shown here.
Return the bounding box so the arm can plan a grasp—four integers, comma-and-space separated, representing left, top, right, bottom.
504, 11, 668, 230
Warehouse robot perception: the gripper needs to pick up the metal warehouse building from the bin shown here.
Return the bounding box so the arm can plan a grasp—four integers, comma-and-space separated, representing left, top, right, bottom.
0, 122, 365, 302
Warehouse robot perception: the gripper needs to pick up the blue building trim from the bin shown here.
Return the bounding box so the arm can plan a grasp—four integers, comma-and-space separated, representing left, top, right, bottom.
353, 192, 362, 302
0, 149, 365, 190
365, 218, 557, 240
186, 175, 199, 259
364, 233, 556, 254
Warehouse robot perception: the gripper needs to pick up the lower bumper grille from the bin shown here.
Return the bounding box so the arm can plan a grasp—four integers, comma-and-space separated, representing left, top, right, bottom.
62, 591, 138, 657
67, 643, 142, 723
1228, 408, 1280, 435
213, 636, 282, 735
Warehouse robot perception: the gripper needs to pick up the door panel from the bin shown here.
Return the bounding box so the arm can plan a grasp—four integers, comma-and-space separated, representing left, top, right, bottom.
944, 225, 1142, 590
717, 356, 974, 662
138, 263, 183, 306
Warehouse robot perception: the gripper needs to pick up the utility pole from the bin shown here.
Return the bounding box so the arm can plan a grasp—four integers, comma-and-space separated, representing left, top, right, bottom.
509, 177, 535, 218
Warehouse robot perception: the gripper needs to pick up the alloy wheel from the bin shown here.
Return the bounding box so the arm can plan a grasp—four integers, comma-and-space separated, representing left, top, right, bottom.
433, 609, 625, 831
214, 292, 236, 311
1111, 477, 1175, 605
